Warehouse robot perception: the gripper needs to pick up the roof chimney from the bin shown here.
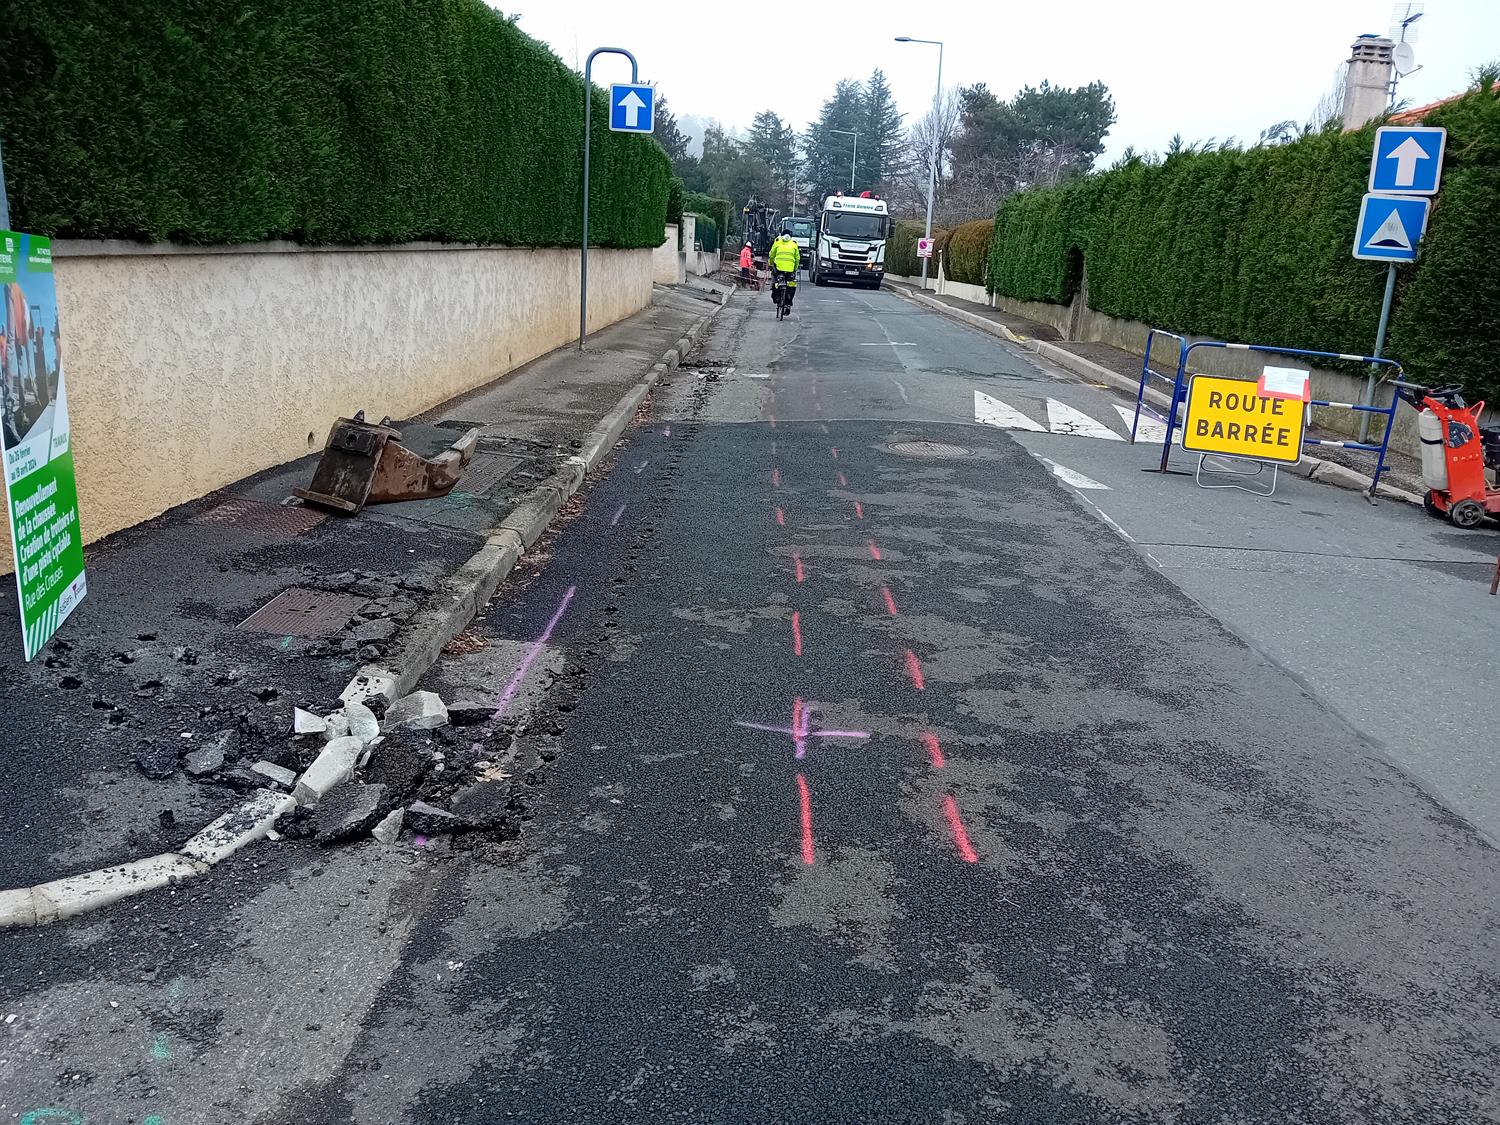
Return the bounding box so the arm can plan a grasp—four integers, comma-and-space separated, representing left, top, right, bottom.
1343, 35, 1394, 130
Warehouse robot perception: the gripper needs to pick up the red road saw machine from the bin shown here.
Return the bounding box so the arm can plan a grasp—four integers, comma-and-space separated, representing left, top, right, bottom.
1396, 381, 1500, 528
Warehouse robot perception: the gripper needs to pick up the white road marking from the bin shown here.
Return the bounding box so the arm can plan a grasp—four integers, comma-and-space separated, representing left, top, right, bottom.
1047, 399, 1124, 440
975, 390, 1046, 431
1113, 403, 1180, 444
1039, 457, 1110, 490
861, 342, 917, 345
742, 373, 771, 379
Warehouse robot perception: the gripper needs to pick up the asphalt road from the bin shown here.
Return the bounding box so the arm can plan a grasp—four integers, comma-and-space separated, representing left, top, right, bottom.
4, 280, 1498, 1123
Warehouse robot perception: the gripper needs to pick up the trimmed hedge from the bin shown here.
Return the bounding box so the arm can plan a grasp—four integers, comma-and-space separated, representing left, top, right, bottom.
0, 0, 671, 248
986, 85, 1500, 397
888, 219, 949, 278
683, 192, 731, 247
693, 215, 719, 252
946, 220, 994, 286
668, 178, 685, 249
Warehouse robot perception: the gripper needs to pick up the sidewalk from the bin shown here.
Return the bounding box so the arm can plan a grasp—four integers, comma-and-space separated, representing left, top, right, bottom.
0, 283, 719, 892
886, 281, 1428, 496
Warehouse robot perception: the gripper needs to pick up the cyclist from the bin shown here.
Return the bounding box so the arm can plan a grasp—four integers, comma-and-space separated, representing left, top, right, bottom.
768, 232, 800, 314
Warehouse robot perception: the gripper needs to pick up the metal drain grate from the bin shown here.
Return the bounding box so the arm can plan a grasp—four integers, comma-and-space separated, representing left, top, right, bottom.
238, 588, 367, 636
887, 441, 972, 459
194, 498, 327, 536
455, 453, 524, 496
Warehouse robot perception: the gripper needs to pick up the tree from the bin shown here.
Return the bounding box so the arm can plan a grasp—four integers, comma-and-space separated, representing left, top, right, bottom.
803, 79, 866, 200
747, 110, 801, 211
698, 125, 775, 234
653, 95, 707, 190
942, 79, 1116, 221
887, 86, 962, 220
861, 69, 906, 193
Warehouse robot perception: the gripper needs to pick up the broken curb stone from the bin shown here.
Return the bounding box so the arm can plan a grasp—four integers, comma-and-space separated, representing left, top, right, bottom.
343, 701, 381, 744
250, 760, 297, 788
293, 708, 327, 736
133, 740, 177, 779
385, 690, 449, 732
292, 736, 362, 807
314, 782, 387, 843
371, 807, 404, 845
323, 712, 351, 741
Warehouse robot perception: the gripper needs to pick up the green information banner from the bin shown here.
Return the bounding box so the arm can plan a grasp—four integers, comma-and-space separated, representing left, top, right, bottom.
2, 231, 86, 660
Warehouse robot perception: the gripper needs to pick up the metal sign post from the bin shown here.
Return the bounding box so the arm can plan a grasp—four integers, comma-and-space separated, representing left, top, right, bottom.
580, 47, 640, 351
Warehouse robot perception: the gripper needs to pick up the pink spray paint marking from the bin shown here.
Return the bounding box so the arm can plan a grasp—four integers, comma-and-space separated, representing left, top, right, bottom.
413, 834, 428, 848
776, 507, 786, 526
820, 424, 829, 434
770, 416, 777, 428
922, 733, 946, 768
797, 775, 815, 865
831, 447, 838, 459
491, 585, 577, 720
734, 701, 869, 760
882, 587, 898, 616
663, 426, 671, 436
792, 611, 803, 655
868, 541, 882, 560
943, 795, 979, 862
854, 501, 864, 519
905, 649, 925, 690
610, 503, 626, 526
839, 474, 847, 487
794, 554, 805, 582
773, 468, 780, 487
772, 441, 777, 454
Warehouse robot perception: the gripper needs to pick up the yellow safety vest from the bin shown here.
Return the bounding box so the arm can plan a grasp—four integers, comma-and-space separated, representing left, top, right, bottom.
769, 238, 800, 271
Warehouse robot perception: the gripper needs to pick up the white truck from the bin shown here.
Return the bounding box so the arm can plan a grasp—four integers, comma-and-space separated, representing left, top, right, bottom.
810, 192, 890, 289
779, 215, 815, 270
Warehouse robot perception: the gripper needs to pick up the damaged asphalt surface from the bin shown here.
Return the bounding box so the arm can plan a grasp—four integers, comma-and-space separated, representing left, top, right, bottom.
4, 282, 1499, 1123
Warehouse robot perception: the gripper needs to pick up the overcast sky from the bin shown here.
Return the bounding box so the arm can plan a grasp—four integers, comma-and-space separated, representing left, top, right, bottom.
498, 0, 1499, 163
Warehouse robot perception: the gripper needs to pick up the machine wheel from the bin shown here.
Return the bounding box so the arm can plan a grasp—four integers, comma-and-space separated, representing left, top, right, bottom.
813, 272, 827, 287
1423, 490, 1444, 518
1449, 498, 1486, 528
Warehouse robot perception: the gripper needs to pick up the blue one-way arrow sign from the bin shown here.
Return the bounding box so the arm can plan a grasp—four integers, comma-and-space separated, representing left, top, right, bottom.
1368, 126, 1446, 194
609, 83, 654, 133
1353, 193, 1431, 261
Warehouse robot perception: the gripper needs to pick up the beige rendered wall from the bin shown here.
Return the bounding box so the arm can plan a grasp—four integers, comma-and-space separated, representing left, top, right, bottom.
1, 240, 652, 569
654, 225, 683, 284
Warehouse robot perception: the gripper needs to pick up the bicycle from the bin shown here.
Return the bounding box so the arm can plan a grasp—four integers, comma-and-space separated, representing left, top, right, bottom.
772, 269, 797, 321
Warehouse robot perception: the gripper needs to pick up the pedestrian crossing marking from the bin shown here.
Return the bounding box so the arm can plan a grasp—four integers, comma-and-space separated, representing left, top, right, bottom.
1040, 457, 1110, 490
974, 390, 1045, 431
1113, 404, 1181, 445
1047, 398, 1123, 440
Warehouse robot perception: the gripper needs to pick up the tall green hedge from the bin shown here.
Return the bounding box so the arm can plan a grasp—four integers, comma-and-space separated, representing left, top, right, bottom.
947, 220, 993, 286
0, 0, 671, 248
683, 192, 730, 247
693, 215, 719, 252
987, 84, 1500, 397
888, 219, 949, 278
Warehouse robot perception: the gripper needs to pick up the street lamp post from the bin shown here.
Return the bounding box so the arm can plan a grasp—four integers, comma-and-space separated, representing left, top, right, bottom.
829, 128, 859, 192
896, 36, 943, 287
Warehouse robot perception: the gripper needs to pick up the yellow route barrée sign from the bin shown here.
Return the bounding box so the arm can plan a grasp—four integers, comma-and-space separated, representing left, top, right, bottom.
1182, 375, 1306, 465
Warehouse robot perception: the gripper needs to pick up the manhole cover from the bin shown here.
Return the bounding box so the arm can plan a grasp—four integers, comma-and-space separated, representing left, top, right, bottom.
194, 498, 327, 536
238, 588, 367, 636
887, 441, 972, 459
455, 453, 524, 496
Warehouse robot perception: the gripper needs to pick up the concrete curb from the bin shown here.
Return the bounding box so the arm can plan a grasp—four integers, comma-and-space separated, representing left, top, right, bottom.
0, 298, 727, 930
889, 284, 1420, 506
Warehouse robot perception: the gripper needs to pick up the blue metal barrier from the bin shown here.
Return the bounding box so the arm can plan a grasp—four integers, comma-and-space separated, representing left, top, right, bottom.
1155, 341, 1406, 497
1129, 329, 1188, 445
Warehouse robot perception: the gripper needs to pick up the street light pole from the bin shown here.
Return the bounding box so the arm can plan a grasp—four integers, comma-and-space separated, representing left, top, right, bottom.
896, 36, 943, 287
581, 46, 639, 351
829, 128, 859, 192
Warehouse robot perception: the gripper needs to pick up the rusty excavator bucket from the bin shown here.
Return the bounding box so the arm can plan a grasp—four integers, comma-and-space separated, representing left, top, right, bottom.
294, 411, 480, 515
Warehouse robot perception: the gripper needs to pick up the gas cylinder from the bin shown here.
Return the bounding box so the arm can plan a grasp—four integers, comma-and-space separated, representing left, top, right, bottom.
1418, 408, 1448, 491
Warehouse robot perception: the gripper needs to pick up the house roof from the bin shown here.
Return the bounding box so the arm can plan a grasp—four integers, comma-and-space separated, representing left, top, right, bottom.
1387, 84, 1496, 124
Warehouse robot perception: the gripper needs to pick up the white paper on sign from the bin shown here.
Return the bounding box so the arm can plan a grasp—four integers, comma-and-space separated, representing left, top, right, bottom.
1259, 366, 1310, 402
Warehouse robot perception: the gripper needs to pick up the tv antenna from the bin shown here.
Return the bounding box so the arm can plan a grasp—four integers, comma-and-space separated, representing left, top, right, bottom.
1388, 2, 1424, 105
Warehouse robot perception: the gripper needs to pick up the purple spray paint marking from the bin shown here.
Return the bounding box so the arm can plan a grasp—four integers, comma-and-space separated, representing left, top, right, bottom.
610, 503, 626, 526
491, 585, 577, 720
663, 426, 671, 436
734, 699, 869, 760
